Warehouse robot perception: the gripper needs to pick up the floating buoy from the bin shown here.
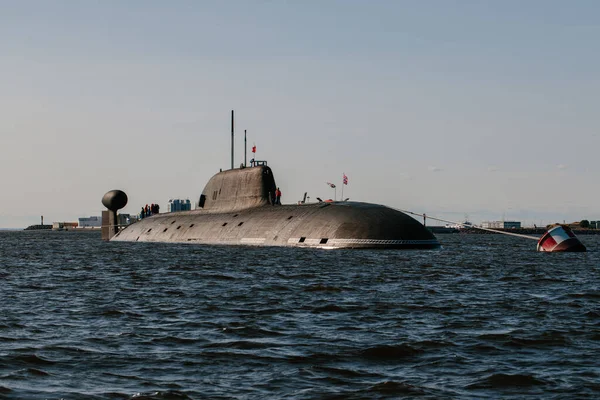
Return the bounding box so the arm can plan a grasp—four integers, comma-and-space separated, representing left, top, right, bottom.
537, 225, 586, 252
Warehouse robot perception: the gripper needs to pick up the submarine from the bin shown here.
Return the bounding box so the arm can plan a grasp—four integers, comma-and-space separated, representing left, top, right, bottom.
104, 112, 440, 250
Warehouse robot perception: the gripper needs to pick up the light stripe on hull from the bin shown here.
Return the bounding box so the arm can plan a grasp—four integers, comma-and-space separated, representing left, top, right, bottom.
119, 236, 440, 249
287, 238, 440, 249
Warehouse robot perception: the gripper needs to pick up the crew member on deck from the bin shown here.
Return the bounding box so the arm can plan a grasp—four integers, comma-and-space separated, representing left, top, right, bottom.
275, 187, 282, 205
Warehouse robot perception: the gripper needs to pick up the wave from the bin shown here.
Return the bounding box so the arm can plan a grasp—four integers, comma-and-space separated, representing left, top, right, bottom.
40, 344, 104, 356
1, 368, 50, 379
150, 336, 202, 345
312, 304, 346, 313
220, 325, 286, 338
163, 290, 186, 297
130, 390, 193, 399
203, 340, 276, 350
466, 373, 548, 388
413, 339, 456, 349
585, 310, 600, 318
11, 353, 56, 366
359, 344, 423, 360
26, 367, 50, 376
304, 284, 343, 292
478, 330, 570, 347
568, 292, 600, 299
196, 273, 237, 281
465, 343, 503, 353
100, 309, 144, 318
311, 365, 382, 379
367, 380, 426, 395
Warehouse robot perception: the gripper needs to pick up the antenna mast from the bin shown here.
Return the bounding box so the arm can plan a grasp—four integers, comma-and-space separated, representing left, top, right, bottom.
231, 110, 234, 170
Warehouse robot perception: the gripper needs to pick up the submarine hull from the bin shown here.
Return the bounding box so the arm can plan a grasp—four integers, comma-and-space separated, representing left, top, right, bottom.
112, 201, 440, 249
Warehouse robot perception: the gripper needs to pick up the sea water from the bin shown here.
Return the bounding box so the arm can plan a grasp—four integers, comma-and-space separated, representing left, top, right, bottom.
0, 230, 599, 399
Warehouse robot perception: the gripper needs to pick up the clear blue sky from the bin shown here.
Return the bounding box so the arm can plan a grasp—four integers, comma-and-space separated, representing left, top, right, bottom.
1, 1, 598, 228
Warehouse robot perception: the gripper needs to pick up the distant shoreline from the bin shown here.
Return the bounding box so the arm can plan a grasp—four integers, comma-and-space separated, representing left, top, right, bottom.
22, 226, 101, 232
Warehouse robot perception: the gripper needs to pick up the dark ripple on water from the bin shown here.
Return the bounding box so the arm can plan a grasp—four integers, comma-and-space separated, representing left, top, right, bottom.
1, 231, 600, 399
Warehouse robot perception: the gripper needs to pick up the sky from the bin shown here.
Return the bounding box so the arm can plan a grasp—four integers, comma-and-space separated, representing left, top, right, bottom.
1, 0, 599, 228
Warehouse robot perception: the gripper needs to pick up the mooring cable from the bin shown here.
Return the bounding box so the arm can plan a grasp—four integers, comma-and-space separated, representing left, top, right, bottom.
395, 208, 540, 241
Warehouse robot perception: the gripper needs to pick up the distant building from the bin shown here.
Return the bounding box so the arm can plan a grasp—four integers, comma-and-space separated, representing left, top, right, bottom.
445, 221, 473, 230
52, 222, 79, 230
168, 199, 192, 212
79, 216, 102, 228
481, 221, 521, 229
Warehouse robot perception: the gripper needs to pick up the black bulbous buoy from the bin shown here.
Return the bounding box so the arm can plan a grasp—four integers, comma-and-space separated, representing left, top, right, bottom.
102, 190, 128, 212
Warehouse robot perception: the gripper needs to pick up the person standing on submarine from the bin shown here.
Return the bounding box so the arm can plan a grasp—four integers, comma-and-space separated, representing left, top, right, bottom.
275, 187, 282, 205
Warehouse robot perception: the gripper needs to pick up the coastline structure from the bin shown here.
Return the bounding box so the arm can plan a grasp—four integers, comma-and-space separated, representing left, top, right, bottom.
24, 216, 51, 231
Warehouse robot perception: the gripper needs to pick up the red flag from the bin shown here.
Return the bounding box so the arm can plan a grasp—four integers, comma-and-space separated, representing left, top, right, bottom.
252, 145, 256, 153
343, 173, 348, 185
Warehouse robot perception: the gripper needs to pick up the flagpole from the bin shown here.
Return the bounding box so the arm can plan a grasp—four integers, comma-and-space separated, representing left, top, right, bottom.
231, 110, 234, 170
326, 182, 336, 201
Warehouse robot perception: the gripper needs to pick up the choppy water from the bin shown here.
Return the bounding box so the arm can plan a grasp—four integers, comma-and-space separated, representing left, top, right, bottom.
1, 230, 599, 399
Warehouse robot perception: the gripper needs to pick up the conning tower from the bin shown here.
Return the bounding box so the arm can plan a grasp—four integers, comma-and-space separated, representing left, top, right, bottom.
198, 164, 276, 212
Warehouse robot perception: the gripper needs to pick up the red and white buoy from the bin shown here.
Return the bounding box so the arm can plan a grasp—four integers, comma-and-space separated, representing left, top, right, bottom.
537, 225, 586, 252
